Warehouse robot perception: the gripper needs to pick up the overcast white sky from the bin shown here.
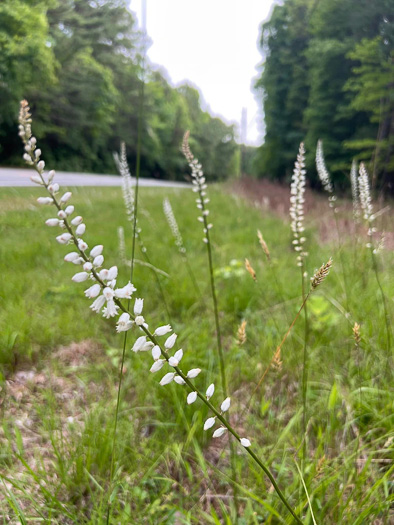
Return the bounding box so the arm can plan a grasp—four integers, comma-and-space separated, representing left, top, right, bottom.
130, 0, 275, 145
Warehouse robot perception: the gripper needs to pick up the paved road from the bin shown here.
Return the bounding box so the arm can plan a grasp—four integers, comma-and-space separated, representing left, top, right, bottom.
0, 167, 189, 189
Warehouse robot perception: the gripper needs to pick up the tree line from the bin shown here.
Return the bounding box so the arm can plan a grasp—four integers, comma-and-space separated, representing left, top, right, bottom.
0, 0, 239, 180
253, 0, 394, 192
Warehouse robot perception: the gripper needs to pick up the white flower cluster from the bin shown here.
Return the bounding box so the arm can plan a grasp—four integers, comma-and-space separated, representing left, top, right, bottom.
316, 140, 337, 208
290, 143, 308, 267
163, 198, 186, 255
182, 132, 212, 244
358, 163, 376, 246
19, 101, 252, 449
350, 160, 360, 223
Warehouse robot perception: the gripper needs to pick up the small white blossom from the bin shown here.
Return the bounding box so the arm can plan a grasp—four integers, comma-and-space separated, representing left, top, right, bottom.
48, 170, 55, 182
204, 417, 216, 430
90, 245, 103, 258
103, 287, 115, 301
187, 368, 201, 379
48, 183, 59, 194
93, 255, 104, 268
72, 272, 89, 283
57, 210, 67, 219
169, 349, 183, 367
78, 240, 88, 251
60, 192, 72, 203
103, 300, 118, 318
107, 266, 118, 281
154, 325, 172, 336
71, 215, 83, 226
134, 298, 144, 315
45, 218, 60, 227
84, 284, 101, 298
37, 197, 53, 205
64, 252, 80, 262
160, 372, 175, 385
165, 333, 177, 349
240, 438, 251, 447
65, 205, 74, 215
98, 269, 109, 280
83, 261, 93, 271
56, 233, 72, 244
152, 345, 161, 360
206, 383, 215, 399
221, 397, 231, 412
174, 376, 186, 385
133, 336, 148, 352
150, 359, 165, 373
30, 174, 43, 184
213, 427, 227, 438
116, 312, 133, 333
135, 315, 145, 326
90, 295, 106, 313
187, 391, 197, 404
37, 160, 45, 171
114, 282, 136, 299
76, 223, 86, 236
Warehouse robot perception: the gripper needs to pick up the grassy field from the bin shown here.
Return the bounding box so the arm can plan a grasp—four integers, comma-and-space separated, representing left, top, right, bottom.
0, 183, 393, 524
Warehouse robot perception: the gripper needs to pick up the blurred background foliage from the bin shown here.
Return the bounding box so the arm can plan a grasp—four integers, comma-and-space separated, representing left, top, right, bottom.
0, 0, 239, 180
253, 0, 394, 192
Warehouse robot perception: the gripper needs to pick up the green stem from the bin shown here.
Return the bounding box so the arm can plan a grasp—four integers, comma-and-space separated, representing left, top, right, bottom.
333, 209, 350, 313
369, 243, 391, 354
301, 264, 308, 470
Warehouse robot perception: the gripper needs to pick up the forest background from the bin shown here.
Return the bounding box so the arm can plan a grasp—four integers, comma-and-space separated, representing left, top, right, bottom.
0, 0, 393, 191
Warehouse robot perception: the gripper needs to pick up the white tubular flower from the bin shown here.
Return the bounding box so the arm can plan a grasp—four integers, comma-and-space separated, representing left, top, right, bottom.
78, 240, 88, 251
93, 255, 104, 268
98, 269, 109, 280
154, 325, 172, 336
65, 205, 74, 215
37, 160, 45, 171
48, 170, 55, 182
290, 143, 307, 267
169, 349, 183, 367
160, 372, 175, 386
34, 149, 41, 158
31, 174, 43, 184
240, 438, 251, 447
90, 245, 103, 258
116, 312, 133, 333
56, 233, 72, 244
57, 210, 66, 219
64, 251, 80, 262
174, 376, 186, 385
103, 300, 118, 319
133, 336, 146, 352
60, 192, 72, 203
134, 298, 144, 315
45, 218, 60, 227
70, 216, 82, 226
152, 345, 161, 361
103, 287, 115, 301
83, 261, 93, 271
141, 341, 154, 352
187, 368, 201, 379
135, 315, 145, 326
150, 359, 165, 373
204, 417, 216, 430
107, 266, 118, 281
187, 391, 197, 404
72, 257, 84, 265
114, 282, 136, 299
165, 333, 177, 349
37, 197, 53, 205
84, 284, 101, 298
221, 397, 231, 412
76, 223, 86, 236
48, 183, 59, 194
72, 272, 89, 283
213, 427, 227, 438
23, 153, 33, 163
206, 383, 215, 399
90, 295, 106, 313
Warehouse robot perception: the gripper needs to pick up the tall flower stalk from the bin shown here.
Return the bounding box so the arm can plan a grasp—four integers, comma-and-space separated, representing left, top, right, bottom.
316, 140, 349, 310
290, 143, 309, 465
18, 100, 303, 525
163, 197, 200, 294
358, 163, 391, 354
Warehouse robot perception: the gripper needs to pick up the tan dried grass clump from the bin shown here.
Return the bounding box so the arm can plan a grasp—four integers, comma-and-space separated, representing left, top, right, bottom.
257, 230, 270, 260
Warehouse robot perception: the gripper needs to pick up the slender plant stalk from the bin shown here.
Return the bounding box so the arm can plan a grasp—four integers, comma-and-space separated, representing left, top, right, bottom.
333, 210, 350, 312
106, 27, 146, 522
300, 265, 309, 469
369, 246, 391, 353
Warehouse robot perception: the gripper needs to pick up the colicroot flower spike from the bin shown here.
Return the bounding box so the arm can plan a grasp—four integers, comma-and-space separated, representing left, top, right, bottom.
19, 101, 303, 525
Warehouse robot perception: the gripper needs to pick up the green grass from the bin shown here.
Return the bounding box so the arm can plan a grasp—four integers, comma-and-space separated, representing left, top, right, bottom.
0, 184, 393, 524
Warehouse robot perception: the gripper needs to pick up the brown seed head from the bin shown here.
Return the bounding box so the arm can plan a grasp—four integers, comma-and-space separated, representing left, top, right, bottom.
257, 230, 270, 260
271, 347, 282, 371
310, 258, 332, 290
245, 258, 257, 281
353, 322, 361, 346
237, 320, 247, 346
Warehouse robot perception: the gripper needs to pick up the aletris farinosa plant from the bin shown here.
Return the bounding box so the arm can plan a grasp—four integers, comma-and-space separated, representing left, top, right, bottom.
18, 100, 303, 524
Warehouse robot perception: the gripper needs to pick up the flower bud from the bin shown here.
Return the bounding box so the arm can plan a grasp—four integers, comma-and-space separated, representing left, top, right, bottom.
30, 175, 43, 185
107, 266, 118, 281
58, 210, 67, 219
90, 245, 103, 258
71, 216, 83, 226
65, 205, 74, 215
220, 397, 231, 413
150, 360, 165, 373
64, 252, 79, 262
174, 376, 186, 385
76, 223, 86, 236
56, 233, 72, 244
37, 197, 53, 205
164, 333, 177, 349
83, 262, 93, 271
204, 417, 216, 430
213, 427, 227, 438
187, 368, 201, 379
60, 192, 72, 203
45, 218, 60, 227
160, 372, 175, 386
240, 438, 251, 447
37, 160, 45, 171
187, 392, 197, 404
154, 325, 172, 336
93, 255, 104, 267
134, 298, 144, 315
206, 383, 215, 399
72, 272, 89, 283
84, 284, 101, 298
